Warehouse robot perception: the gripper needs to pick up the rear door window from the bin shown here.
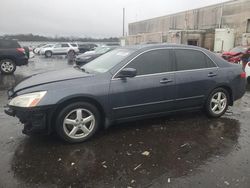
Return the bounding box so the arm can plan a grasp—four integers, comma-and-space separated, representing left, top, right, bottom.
175, 49, 208, 71
206, 56, 217, 68
0, 40, 20, 48
125, 49, 173, 75
62, 44, 69, 48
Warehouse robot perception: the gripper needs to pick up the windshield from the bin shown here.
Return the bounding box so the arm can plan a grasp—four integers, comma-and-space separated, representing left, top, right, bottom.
81, 48, 134, 73
42, 44, 53, 48
95, 47, 112, 54
230, 46, 247, 53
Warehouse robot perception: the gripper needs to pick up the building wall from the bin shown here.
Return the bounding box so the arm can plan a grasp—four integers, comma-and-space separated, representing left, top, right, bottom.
128, 0, 250, 47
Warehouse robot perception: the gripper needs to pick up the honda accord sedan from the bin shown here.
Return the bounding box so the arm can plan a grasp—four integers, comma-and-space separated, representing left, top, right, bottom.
4, 44, 246, 143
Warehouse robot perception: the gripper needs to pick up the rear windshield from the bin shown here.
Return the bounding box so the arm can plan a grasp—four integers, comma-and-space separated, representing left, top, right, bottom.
0, 40, 20, 48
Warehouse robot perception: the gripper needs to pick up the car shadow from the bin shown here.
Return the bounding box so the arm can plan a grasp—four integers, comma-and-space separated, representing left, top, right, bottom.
10, 112, 240, 187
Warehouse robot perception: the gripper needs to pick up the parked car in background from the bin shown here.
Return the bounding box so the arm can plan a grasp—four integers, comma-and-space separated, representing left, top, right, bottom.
75, 46, 116, 66
105, 43, 120, 46
222, 46, 250, 63
0, 39, 28, 74
4, 44, 246, 143
36, 44, 54, 55
84, 45, 118, 55
33, 44, 47, 54
78, 43, 98, 53
40, 43, 79, 58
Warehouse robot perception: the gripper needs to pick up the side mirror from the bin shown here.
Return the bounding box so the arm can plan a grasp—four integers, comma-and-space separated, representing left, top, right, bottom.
117, 68, 137, 78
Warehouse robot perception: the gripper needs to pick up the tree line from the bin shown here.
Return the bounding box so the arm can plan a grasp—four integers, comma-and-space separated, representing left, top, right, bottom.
1, 34, 119, 42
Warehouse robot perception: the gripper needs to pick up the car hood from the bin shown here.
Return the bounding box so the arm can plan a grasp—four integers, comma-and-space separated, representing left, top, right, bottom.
13, 68, 92, 93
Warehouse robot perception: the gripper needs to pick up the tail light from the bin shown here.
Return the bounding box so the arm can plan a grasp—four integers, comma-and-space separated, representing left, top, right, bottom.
16, 48, 25, 53
240, 72, 246, 78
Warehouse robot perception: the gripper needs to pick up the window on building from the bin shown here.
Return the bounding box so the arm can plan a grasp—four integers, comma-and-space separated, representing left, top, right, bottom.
125, 49, 173, 75
247, 19, 250, 33
187, 40, 198, 46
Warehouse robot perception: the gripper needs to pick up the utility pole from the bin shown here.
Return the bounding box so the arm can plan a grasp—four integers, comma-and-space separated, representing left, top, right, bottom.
123, 8, 125, 36
219, 2, 224, 28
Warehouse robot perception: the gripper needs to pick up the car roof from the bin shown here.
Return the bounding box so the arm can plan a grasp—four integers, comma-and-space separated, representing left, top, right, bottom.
121, 43, 207, 51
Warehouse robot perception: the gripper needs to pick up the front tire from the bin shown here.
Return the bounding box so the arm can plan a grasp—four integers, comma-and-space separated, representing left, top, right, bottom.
55, 102, 100, 143
0, 59, 16, 74
205, 88, 229, 118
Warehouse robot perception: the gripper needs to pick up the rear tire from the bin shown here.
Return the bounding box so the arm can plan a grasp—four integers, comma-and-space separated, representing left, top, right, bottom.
205, 88, 229, 118
0, 59, 16, 74
55, 102, 100, 143
45, 51, 52, 58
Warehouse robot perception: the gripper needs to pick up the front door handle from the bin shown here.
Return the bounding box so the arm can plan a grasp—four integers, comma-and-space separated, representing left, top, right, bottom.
208, 72, 217, 77
160, 78, 173, 84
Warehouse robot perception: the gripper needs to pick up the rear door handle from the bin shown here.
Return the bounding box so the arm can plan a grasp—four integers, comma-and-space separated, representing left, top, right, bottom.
208, 72, 217, 77
160, 78, 173, 84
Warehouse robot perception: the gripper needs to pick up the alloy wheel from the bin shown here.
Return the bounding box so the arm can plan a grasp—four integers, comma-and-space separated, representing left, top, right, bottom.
210, 91, 227, 115
63, 108, 95, 139
1, 61, 14, 73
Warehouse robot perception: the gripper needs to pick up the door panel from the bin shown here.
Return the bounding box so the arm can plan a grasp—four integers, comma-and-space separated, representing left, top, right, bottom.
53, 44, 63, 54
175, 68, 218, 109
174, 49, 218, 109
109, 73, 176, 119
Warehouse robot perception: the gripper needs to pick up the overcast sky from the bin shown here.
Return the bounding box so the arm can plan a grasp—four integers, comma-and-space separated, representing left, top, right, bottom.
0, 0, 230, 38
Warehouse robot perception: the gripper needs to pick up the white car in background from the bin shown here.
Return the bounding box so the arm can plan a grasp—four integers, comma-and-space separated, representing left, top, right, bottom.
245, 62, 250, 83
33, 44, 46, 54
40, 43, 79, 58
35, 44, 54, 54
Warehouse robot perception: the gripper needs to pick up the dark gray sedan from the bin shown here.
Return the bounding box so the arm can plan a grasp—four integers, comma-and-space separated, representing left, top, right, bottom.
4, 44, 246, 143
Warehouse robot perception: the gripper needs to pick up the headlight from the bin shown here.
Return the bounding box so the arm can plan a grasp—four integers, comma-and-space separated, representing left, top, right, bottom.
9, 91, 47, 107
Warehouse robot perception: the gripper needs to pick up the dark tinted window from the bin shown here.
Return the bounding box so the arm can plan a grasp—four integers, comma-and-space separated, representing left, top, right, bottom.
79, 44, 88, 48
70, 43, 77, 47
125, 49, 172, 75
62, 44, 69, 47
175, 49, 207, 71
0, 40, 20, 48
89, 44, 97, 48
206, 56, 216, 68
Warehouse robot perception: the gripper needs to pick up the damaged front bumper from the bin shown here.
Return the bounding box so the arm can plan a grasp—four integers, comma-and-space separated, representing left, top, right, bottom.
4, 105, 54, 135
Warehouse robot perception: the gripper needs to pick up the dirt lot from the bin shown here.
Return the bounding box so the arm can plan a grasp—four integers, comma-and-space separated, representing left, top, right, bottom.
0, 56, 250, 188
